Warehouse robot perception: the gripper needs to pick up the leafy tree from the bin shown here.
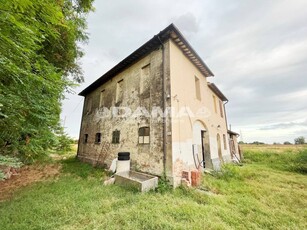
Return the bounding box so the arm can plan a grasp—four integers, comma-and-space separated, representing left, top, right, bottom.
294, 136, 305, 145
0, 0, 94, 161
54, 127, 74, 154
283, 141, 292, 145
251, 141, 265, 145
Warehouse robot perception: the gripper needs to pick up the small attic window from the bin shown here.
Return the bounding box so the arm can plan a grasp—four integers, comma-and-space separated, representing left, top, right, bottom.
219, 100, 224, 118
195, 76, 201, 100
116, 80, 124, 103
213, 95, 217, 113
86, 97, 92, 114
99, 89, 105, 108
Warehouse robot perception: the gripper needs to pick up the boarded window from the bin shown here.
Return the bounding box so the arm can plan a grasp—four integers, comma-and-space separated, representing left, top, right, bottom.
116, 80, 123, 103
213, 95, 217, 113
140, 64, 150, 94
112, 130, 120, 144
84, 134, 88, 143
99, 90, 105, 108
223, 134, 227, 150
139, 127, 150, 144
195, 76, 201, 100
219, 100, 224, 118
95, 133, 101, 143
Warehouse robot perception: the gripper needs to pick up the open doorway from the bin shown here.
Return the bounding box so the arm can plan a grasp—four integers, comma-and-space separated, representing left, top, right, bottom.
193, 120, 212, 169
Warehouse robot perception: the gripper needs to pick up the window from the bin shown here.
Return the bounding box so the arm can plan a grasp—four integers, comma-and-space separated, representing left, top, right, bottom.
95, 133, 101, 143
112, 130, 120, 144
99, 89, 105, 108
140, 64, 150, 94
195, 76, 201, 100
138, 127, 150, 144
223, 134, 227, 150
116, 79, 123, 103
84, 134, 88, 143
219, 100, 224, 118
86, 97, 92, 114
213, 95, 217, 113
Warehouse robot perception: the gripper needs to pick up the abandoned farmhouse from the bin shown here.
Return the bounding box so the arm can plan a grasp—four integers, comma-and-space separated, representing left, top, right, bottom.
77, 24, 240, 186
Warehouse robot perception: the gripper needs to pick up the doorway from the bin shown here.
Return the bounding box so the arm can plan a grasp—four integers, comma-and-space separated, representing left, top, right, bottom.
201, 130, 206, 168
193, 120, 212, 169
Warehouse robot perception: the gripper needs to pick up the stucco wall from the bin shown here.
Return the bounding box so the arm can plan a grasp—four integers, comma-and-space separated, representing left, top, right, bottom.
169, 40, 231, 181
77, 37, 232, 185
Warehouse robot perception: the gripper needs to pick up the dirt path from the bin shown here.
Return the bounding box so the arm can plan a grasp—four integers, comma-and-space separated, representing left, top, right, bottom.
0, 164, 61, 201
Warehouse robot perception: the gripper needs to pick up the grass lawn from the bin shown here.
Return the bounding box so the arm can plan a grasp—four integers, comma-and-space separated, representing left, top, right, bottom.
0, 145, 306, 229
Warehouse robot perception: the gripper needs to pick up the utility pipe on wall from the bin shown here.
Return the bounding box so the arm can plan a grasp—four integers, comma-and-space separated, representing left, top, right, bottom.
156, 35, 167, 174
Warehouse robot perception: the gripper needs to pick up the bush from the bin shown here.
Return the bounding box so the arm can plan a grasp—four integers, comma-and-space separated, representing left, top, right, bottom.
53, 127, 74, 154
0, 155, 23, 168
156, 174, 172, 193
0, 155, 23, 180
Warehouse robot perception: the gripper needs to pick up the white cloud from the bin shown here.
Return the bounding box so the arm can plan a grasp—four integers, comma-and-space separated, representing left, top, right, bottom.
61, 0, 307, 143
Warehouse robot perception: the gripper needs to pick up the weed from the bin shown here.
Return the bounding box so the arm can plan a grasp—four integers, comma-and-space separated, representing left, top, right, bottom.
156, 173, 172, 194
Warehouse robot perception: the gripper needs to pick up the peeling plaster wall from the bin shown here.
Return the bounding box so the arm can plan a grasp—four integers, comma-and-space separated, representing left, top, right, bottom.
77, 43, 170, 176
169, 40, 231, 182
77, 37, 232, 185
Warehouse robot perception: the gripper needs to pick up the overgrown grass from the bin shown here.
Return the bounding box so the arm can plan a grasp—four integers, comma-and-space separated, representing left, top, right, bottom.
242, 145, 307, 174
60, 157, 105, 179
0, 145, 306, 229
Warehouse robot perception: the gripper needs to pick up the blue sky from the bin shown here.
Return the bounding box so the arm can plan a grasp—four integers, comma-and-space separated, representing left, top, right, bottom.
61, 0, 307, 144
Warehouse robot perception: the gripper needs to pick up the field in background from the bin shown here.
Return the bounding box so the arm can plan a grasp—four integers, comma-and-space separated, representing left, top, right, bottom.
0, 144, 306, 229
241, 144, 306, 152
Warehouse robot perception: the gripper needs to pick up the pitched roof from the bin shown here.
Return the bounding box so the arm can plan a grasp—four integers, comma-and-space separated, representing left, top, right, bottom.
79, 24, 214, 96
228, 130, 240, 136
208, 82, 228, 102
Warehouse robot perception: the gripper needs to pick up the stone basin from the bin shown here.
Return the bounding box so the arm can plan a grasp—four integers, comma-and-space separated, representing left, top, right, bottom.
114, 170, 158, 192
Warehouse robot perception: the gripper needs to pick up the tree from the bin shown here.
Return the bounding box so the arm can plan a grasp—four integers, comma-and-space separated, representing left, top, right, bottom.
54, 127, 74, 154
0, 0, 94, 161
283, 141, 292, 145
294, 136, 305, 145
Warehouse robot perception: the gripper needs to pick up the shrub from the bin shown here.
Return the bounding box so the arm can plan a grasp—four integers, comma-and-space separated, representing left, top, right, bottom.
0, 155, 23, 180
156, 174, 172, 193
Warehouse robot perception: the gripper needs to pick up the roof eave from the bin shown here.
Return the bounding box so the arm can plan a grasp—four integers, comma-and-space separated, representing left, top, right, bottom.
208, 82, 228, 101
79, 24, 214, 96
